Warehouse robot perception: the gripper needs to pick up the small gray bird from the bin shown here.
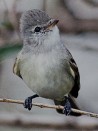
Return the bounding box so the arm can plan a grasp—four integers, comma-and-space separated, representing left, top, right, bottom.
13, 9, 80, 116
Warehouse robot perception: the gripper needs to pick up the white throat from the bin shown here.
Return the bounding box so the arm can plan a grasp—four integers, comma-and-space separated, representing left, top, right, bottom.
44, 26, 60, 47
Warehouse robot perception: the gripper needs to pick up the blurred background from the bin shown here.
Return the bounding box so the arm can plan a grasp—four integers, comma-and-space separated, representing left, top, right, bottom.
0, 0, 98, 130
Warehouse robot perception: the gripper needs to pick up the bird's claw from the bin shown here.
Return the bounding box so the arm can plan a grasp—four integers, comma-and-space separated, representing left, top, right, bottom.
24, 97, 32, 110
63, 99, 71, 116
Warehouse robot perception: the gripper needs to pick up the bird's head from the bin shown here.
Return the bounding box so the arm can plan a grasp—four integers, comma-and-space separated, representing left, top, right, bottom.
20, 9, 59, 46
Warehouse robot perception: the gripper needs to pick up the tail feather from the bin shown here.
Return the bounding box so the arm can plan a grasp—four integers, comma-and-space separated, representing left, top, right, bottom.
54, 95, 81, 116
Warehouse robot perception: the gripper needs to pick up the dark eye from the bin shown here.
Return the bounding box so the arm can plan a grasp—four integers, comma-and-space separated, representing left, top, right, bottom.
34, 27, 41, 32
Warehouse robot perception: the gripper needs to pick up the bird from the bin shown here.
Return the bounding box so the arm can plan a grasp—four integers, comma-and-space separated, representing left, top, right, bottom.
13, 9, 80, 116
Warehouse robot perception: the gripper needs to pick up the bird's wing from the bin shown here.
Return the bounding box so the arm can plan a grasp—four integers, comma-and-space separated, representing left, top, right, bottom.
66, 48, 80, 98
13, 56, 22, 79
69, 57, 80, 98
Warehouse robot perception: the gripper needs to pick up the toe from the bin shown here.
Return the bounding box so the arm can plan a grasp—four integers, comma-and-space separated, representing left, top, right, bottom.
63, 99, 71, 116
28, 102, 32, 110
24, 97, 32, 110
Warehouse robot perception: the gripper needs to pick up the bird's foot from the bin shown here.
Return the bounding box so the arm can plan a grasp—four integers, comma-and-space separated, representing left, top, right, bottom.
24, 97, 32, 110
63, 98, 71, 116
23, 94, 39, 111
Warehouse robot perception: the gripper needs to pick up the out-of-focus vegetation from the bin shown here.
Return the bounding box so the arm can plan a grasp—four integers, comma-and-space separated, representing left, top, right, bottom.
0, 44, 22, 61
1, 21, 14, 31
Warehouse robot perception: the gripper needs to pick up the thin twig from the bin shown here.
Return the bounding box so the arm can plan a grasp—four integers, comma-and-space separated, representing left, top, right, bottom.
0, 98, 98, 118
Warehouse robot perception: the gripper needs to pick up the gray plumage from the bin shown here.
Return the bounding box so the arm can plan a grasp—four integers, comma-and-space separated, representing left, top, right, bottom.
20, 9, 51, 38
13, 9, 80, 116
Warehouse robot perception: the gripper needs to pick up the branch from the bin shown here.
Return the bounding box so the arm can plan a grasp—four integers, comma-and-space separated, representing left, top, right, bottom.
0, 98, 98, 118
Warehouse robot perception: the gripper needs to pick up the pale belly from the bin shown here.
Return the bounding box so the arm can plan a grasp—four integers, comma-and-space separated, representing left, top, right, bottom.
20, 54, 74, 100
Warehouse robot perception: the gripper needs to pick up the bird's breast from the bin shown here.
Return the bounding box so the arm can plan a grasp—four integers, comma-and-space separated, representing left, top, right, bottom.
19, 52, 74, 100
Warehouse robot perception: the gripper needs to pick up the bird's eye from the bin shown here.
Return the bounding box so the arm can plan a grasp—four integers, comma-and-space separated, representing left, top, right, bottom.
34, 27, 41, 32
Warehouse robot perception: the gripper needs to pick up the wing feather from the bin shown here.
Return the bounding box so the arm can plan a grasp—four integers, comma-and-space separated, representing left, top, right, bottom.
13, 57, 22, 79
69, 58, 80, 98
65, 48, 80, 98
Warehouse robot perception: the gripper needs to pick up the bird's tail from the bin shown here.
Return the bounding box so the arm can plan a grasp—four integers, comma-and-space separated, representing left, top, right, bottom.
54, 95, 81, 116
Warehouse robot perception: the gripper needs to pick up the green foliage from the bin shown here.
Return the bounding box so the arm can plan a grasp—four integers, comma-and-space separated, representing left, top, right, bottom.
0, 43, 22, 61
1, 21, 14, 31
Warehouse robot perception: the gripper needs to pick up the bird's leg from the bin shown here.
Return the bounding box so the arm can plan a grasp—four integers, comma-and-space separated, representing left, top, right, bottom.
24, 94, 39, 110
63, 96, 72, 116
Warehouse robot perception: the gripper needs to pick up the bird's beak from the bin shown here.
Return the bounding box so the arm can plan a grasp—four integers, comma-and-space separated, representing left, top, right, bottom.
44, 19, 59, 30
